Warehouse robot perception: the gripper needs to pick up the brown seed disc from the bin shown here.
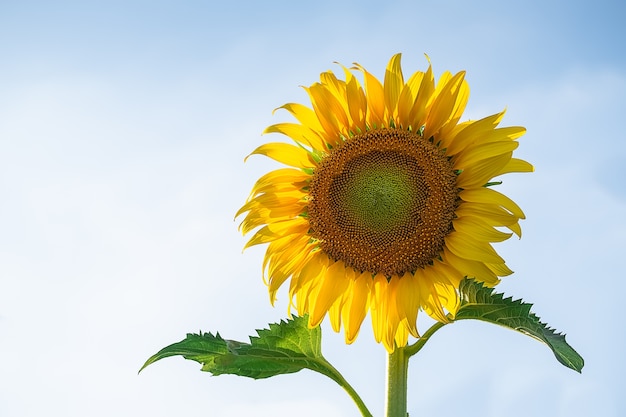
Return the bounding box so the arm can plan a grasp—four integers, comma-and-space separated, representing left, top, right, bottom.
308, 129, 458, 276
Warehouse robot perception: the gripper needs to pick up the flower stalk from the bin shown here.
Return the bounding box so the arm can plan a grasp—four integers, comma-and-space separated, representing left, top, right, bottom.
385, 346, 410, 417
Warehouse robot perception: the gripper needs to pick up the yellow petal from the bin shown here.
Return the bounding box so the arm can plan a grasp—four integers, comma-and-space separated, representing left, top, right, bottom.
267, 242, 314, 304
404, 68, 426, 98
328, 267, 355, 333
437, 78, 470, 140
383, 53, 404, 119
395, 271, 420, 337
265, 232, 311, 283
263, 123, 327, 151
247, 181, 306, 204
305, 83, 349, 142
237, 201, 307, 233
429, 262, 460, 314
319, 71, 346, 98
342, 270, 371, 344
383, 277, 402, 352
486, 262, 514, 277
442, 246, 498, 284
415, 268, 448, 323
237, 191, 304, 218
354, 63, 385, 127
445, 231, 505, 264
340, 65, 367, 132
497, 126, 527, 141
370, 273, 388, 343
496, 158, 534, 176
394, 321, 409, 349
445, 111, 506, 156
238, 209, 294, 235
296, 255, 330, 315
507, 221, 522, 238
328, 293, 344, 333
452, 216, 513, 243
455, 202, 519, 227
460, 187, 526, 219
397, 70, 425, 128
408, 62, 435, 128
274, 102, 325, 133
296, 277, 318, 316
423, 71, 467, 139
453, 140, 519, 169
320, 71, 354, 128
246, 142, 316, 168
265, 231, 310, 275
289, 251, 326, 300
309, 259, 351, 327
455, 152, 512, 189
249, 168, 309, 193
244, 217, 309, 249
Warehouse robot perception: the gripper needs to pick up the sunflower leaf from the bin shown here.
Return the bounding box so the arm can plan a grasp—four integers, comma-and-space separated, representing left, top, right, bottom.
455, 278, 584, 373
140, 315, 333, 379
140, 316, 374, 416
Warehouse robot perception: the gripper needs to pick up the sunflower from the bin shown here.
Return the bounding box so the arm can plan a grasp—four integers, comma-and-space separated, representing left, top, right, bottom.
237, 54, 533, 352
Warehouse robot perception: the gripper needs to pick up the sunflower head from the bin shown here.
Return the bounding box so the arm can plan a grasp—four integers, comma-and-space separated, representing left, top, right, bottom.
237, 54, 533, 352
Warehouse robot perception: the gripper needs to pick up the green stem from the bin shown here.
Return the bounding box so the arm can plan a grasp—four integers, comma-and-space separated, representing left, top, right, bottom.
384, 321, 449, 417
385, 346, 409, 417
337, 373, 374, 417
405, 320, 448, 358
319, 361, 374, 417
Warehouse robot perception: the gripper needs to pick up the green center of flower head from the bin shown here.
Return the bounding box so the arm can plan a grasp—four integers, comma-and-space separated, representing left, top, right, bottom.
308, 129, 458, 277
338, 154, 425, 233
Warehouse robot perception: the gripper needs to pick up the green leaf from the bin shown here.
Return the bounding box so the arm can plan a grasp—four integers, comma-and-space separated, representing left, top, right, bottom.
141, 315, 331, 379
455, 278, 584, 373
140, 315, 375, 417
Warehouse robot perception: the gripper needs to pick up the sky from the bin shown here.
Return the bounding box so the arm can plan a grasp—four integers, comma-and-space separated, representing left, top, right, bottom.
0, 1, 625, 416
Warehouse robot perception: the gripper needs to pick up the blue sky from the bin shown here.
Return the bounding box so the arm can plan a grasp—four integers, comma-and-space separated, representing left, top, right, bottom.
1, 1, 625, 416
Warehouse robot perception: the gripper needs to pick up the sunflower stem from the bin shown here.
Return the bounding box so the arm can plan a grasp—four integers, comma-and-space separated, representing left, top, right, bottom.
385, 346, 409, 417
404, 320, 448, 357
319, 360, 374, 417
333, 371, 374, 417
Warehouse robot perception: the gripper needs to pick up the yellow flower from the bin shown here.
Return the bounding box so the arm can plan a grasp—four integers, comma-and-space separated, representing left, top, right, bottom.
237, 54, 533, 352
